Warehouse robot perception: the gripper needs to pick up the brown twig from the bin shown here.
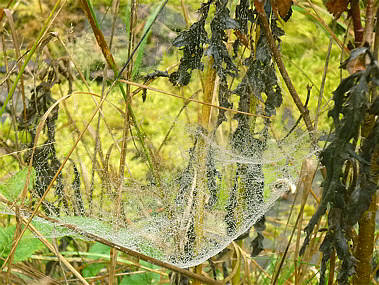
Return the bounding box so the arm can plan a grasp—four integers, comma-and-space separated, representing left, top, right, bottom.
79, 0, 116, 70
120, 79, 271, 119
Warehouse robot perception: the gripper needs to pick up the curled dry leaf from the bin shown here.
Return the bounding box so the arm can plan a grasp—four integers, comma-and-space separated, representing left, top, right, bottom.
272, 0, 293, 21
324, 0, 349, 18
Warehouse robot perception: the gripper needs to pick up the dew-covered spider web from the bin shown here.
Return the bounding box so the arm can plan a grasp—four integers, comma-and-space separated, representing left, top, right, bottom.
0, 2, 318, 269
0, 108, 316, 268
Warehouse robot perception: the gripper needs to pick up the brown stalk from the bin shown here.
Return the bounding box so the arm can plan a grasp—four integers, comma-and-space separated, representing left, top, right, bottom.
79, 0, 116, 70
350, 0, 363, 47
193, 56, 217, 285
353, 12, 378, 283
223, 242, 242, 284
328, 249, 336, 285
5, 261, 59, 284
354, 191, 377, 284
6, 206, 21, 284
109, 0, 120, 50
374, 8, 379, 60
299, 219, 325, 282
109, 248, 118, 284
256, 4, 315, 143
35, 250, 169, 277
52, 237, 69, 282
362, 0, 375, 46
113, 0, 137, 281
181, 0, 191, 27
88, 68, 107, 216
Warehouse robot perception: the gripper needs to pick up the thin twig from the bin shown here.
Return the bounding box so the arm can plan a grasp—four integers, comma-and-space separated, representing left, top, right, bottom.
121, 79, 271, 119
315, 32, 333, 130
158, 90, 200, 153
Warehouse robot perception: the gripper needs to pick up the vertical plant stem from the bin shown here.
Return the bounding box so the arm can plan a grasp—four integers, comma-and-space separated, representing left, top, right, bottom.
353, 192, 377, 284
109, 248, 118, 285
328, 249, 336, 285
193, 56, 217, 285
294, 159, 317, 285
6, 206, 20, 284
272, 159, 317, 284
232, 240, 243, 285
350, 0, 363, 46
362, 0, 375, 46
315, 29, 333, 130
353, 15, 379, 284
88, 71, 106, 215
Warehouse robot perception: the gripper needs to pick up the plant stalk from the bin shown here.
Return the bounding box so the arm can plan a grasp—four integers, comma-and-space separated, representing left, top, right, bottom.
193, 56, 217, 285
353, 14, 379, 283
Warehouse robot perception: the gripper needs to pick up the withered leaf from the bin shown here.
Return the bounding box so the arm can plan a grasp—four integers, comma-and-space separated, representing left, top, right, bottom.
324, 0, 349, 18
271, 0, 293, 21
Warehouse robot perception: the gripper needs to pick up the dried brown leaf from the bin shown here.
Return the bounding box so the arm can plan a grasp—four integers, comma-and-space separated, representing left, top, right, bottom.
324, 0, 349, 18
272, 0, 293, 21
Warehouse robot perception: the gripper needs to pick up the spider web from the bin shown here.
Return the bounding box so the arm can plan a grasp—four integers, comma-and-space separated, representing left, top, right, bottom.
0, 3, 318, 269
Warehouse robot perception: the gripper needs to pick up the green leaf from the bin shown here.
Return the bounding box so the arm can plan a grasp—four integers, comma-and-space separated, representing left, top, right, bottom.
82, 242, 111, 277
0, 225, 44, 264
88, 242, 111, 257
120, 260, 160, 285
132, 0, 167, 80
0, 168, 35, 201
